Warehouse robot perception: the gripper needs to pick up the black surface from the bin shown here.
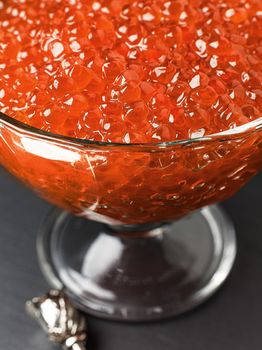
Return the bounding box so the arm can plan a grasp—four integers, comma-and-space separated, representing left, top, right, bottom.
0, 166, 261, 350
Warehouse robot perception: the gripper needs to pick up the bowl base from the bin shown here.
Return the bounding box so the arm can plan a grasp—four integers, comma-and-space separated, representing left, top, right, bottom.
37, 205, 236, 321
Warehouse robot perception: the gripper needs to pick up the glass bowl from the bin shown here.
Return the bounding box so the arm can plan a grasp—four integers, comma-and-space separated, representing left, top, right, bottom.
1, 111, 262, 321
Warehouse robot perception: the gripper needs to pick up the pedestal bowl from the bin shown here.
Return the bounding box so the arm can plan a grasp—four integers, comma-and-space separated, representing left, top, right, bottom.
1, 112, 262, 321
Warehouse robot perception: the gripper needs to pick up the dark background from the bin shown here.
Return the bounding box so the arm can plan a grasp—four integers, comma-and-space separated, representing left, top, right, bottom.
0, 167, 261, 350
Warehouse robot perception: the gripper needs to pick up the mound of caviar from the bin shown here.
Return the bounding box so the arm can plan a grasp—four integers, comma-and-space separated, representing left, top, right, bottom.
0, 0, 261, 143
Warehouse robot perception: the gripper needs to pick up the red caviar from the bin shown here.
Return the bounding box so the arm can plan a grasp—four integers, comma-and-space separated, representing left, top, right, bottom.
0, 0, 261, 143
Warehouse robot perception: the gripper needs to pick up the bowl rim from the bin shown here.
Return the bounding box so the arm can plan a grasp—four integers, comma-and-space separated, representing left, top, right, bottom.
0, 110, 262, 149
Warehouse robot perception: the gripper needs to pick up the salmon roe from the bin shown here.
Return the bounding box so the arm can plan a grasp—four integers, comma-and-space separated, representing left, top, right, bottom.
0, 0, 261, 143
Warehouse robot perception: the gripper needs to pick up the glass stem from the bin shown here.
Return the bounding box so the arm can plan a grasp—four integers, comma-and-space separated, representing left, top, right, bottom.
105, 221, 167, 238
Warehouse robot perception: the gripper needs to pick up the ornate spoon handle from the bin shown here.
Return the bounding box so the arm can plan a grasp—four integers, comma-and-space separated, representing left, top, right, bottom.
26, 290, 88, 350
69, 343, 87, 350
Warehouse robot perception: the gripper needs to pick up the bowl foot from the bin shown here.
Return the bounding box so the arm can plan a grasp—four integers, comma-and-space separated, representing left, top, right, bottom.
37, 205, 236, 321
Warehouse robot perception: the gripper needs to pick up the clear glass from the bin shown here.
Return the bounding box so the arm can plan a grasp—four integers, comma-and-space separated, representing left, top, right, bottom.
37, 206, 236, 321
0, 111, 261, 320
0, 112, 262, 225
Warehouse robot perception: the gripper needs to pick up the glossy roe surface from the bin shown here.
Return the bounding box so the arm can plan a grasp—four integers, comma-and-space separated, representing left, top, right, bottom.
0, 0, 261, 143
0, 0, 262, 226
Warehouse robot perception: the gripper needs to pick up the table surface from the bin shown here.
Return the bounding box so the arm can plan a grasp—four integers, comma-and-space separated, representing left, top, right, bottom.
0, 166, 261, 350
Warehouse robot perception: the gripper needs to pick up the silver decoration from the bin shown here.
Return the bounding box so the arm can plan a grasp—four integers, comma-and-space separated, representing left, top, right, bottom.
26, 290, 87, 350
